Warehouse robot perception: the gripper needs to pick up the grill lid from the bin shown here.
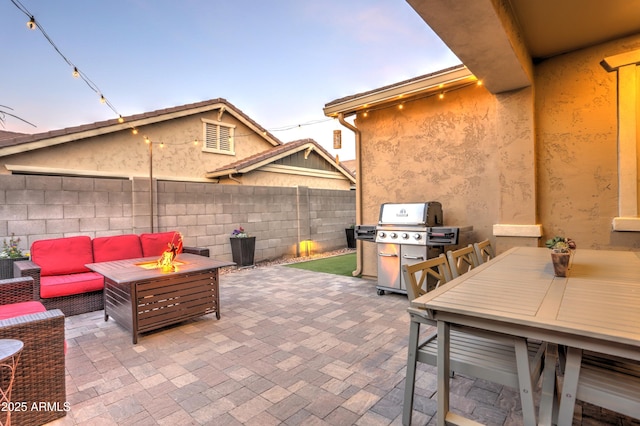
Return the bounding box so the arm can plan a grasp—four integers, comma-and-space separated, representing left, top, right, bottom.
378, 202, 442, 226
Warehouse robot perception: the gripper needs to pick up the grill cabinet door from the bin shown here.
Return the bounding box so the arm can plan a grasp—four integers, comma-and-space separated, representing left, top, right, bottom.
377, 243, 400, 292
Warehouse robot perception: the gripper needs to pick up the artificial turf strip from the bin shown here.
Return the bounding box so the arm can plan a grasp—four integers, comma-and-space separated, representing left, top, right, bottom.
284, 253, 358, 277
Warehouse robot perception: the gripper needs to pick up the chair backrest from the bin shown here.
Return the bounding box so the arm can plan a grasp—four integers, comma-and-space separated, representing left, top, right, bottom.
402, 254, 452, 302
473, 239, 495, 265
446, 245, 479, 278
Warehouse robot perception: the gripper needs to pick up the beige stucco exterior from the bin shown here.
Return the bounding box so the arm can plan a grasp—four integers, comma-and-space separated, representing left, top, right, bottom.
0, 100, 355, 191
342, 33, 640, 280
3, 112, 274, 180
536, 34, 640, 250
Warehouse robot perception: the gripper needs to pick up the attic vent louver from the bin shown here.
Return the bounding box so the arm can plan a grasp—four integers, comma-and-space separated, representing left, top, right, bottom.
203, 121, 235, 155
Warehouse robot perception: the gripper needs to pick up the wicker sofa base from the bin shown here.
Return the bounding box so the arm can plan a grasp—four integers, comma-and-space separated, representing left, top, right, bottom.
41, 290, 104, 317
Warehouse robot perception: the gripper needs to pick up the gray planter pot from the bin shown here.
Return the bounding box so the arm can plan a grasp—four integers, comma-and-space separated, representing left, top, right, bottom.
0, 256, 29, 280
230, 237, 256, 267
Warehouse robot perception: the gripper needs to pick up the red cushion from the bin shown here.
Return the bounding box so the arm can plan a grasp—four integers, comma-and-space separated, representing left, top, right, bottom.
40, 272, 104, 299
93, 234, 143, 262
140, 231, 183, 257
31, 236, 94, 276
0, 301, 47, 320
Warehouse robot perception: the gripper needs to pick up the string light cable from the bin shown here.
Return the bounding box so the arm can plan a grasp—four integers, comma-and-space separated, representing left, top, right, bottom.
0, 104, 36, 128
10, 0, 122, 119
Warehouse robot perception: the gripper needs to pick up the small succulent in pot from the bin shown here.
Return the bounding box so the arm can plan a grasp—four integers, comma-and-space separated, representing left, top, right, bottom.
545, 236, 576, 253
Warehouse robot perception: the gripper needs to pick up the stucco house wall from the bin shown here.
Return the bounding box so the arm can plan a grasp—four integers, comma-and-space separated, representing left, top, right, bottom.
355, 83, 522, 279
535, 33, 640, 250
348, 33, 640, 280
1, 111, 272, 180
233, 169, 352, 190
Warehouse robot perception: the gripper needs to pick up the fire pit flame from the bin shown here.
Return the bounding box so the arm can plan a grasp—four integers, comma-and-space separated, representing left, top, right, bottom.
157, 232, 183, 273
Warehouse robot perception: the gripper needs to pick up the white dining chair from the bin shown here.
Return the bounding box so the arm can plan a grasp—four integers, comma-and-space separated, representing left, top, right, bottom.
403, 254, 451, 300
473, 238, 495, 265
446, 244, 479, 277
557, 348, 640, 423
402, 256, 546, 425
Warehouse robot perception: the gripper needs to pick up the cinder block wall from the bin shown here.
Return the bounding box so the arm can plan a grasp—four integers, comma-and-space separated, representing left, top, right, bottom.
0, 174, 355, 263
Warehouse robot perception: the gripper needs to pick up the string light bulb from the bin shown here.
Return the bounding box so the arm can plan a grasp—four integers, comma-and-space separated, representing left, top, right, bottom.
477, 80, 483, 86
144, 136, 150, 144
439, 92, 445, 100
117, 115, 124, 123
27, 16, 36, 30
72, 67, 79, 78
132, 128, 138, 135
99, 94, 106, 104
398, 104, 404, 110
193, 139, 199, 146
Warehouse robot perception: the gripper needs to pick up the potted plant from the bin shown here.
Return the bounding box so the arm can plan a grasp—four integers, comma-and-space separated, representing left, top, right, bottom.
545, 236, 576, 277
0, 233, 29, 279
230, 226, 255, 267
345, 224, 356, 249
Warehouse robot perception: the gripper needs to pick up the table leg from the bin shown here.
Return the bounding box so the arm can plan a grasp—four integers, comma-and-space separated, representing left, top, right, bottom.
437, 320, 450, 426
557, 346, 582, 424
402, 315, 421, 425
514, 338, 537, 426
538, 343, 558, 426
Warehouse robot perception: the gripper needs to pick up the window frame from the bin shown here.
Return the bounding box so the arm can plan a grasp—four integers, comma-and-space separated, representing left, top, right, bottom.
201, 118, 236, 155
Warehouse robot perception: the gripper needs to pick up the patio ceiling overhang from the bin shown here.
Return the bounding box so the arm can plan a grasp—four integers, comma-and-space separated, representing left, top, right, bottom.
323, 66, 476, 118
406, 0, 640, 94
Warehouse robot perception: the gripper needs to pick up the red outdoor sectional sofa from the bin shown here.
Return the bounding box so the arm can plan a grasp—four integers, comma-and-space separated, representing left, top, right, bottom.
14, 231, 209, 316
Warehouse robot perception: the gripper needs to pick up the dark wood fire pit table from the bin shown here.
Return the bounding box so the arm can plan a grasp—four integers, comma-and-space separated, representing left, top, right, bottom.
86, 253, 234, 344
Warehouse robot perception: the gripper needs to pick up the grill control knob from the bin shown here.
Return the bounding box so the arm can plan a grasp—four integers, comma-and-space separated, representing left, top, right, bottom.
378, 232, 386, 238
401, 233, 409, 239
390, 232, 397, 239
413, 233, 422, 240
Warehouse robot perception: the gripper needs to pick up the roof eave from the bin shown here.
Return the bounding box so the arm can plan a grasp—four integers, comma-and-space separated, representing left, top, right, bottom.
323, 66, 476, 117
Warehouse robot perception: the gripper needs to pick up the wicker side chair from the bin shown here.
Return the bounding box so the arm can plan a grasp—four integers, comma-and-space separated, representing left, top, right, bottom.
0, 277, 66, 426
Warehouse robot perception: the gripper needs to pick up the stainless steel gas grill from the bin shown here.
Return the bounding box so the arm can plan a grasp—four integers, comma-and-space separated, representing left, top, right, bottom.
372, 202, 465, 296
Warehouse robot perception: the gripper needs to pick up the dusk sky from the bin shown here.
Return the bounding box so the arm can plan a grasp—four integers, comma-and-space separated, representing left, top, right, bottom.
1, 0, 459, 160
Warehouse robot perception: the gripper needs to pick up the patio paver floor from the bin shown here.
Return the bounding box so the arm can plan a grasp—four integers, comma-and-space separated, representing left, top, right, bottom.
46, 265, 636, 425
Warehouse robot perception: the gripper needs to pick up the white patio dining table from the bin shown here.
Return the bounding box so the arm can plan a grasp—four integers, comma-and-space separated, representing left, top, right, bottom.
410, 246, 640, 426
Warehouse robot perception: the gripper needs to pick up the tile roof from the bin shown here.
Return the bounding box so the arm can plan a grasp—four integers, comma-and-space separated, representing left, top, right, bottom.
0, 130, 26, 141
0, 98, 282, 150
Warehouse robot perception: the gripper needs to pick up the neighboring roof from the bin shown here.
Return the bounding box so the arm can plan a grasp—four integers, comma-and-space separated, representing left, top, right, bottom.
0, 98, 282, 157
205, 138, 356, 184
340, 159, 356, 174
0, 130, 26, 140
323, 65, 476, 117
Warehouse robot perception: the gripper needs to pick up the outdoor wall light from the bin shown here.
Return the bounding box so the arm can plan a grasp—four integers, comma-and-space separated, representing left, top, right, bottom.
299, 240, 314, 257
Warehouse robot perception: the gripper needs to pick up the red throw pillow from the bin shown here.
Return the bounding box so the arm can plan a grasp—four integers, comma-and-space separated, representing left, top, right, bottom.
140, 231, 183, 257
93, 234, 143, 262
31, 236, 94, 276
